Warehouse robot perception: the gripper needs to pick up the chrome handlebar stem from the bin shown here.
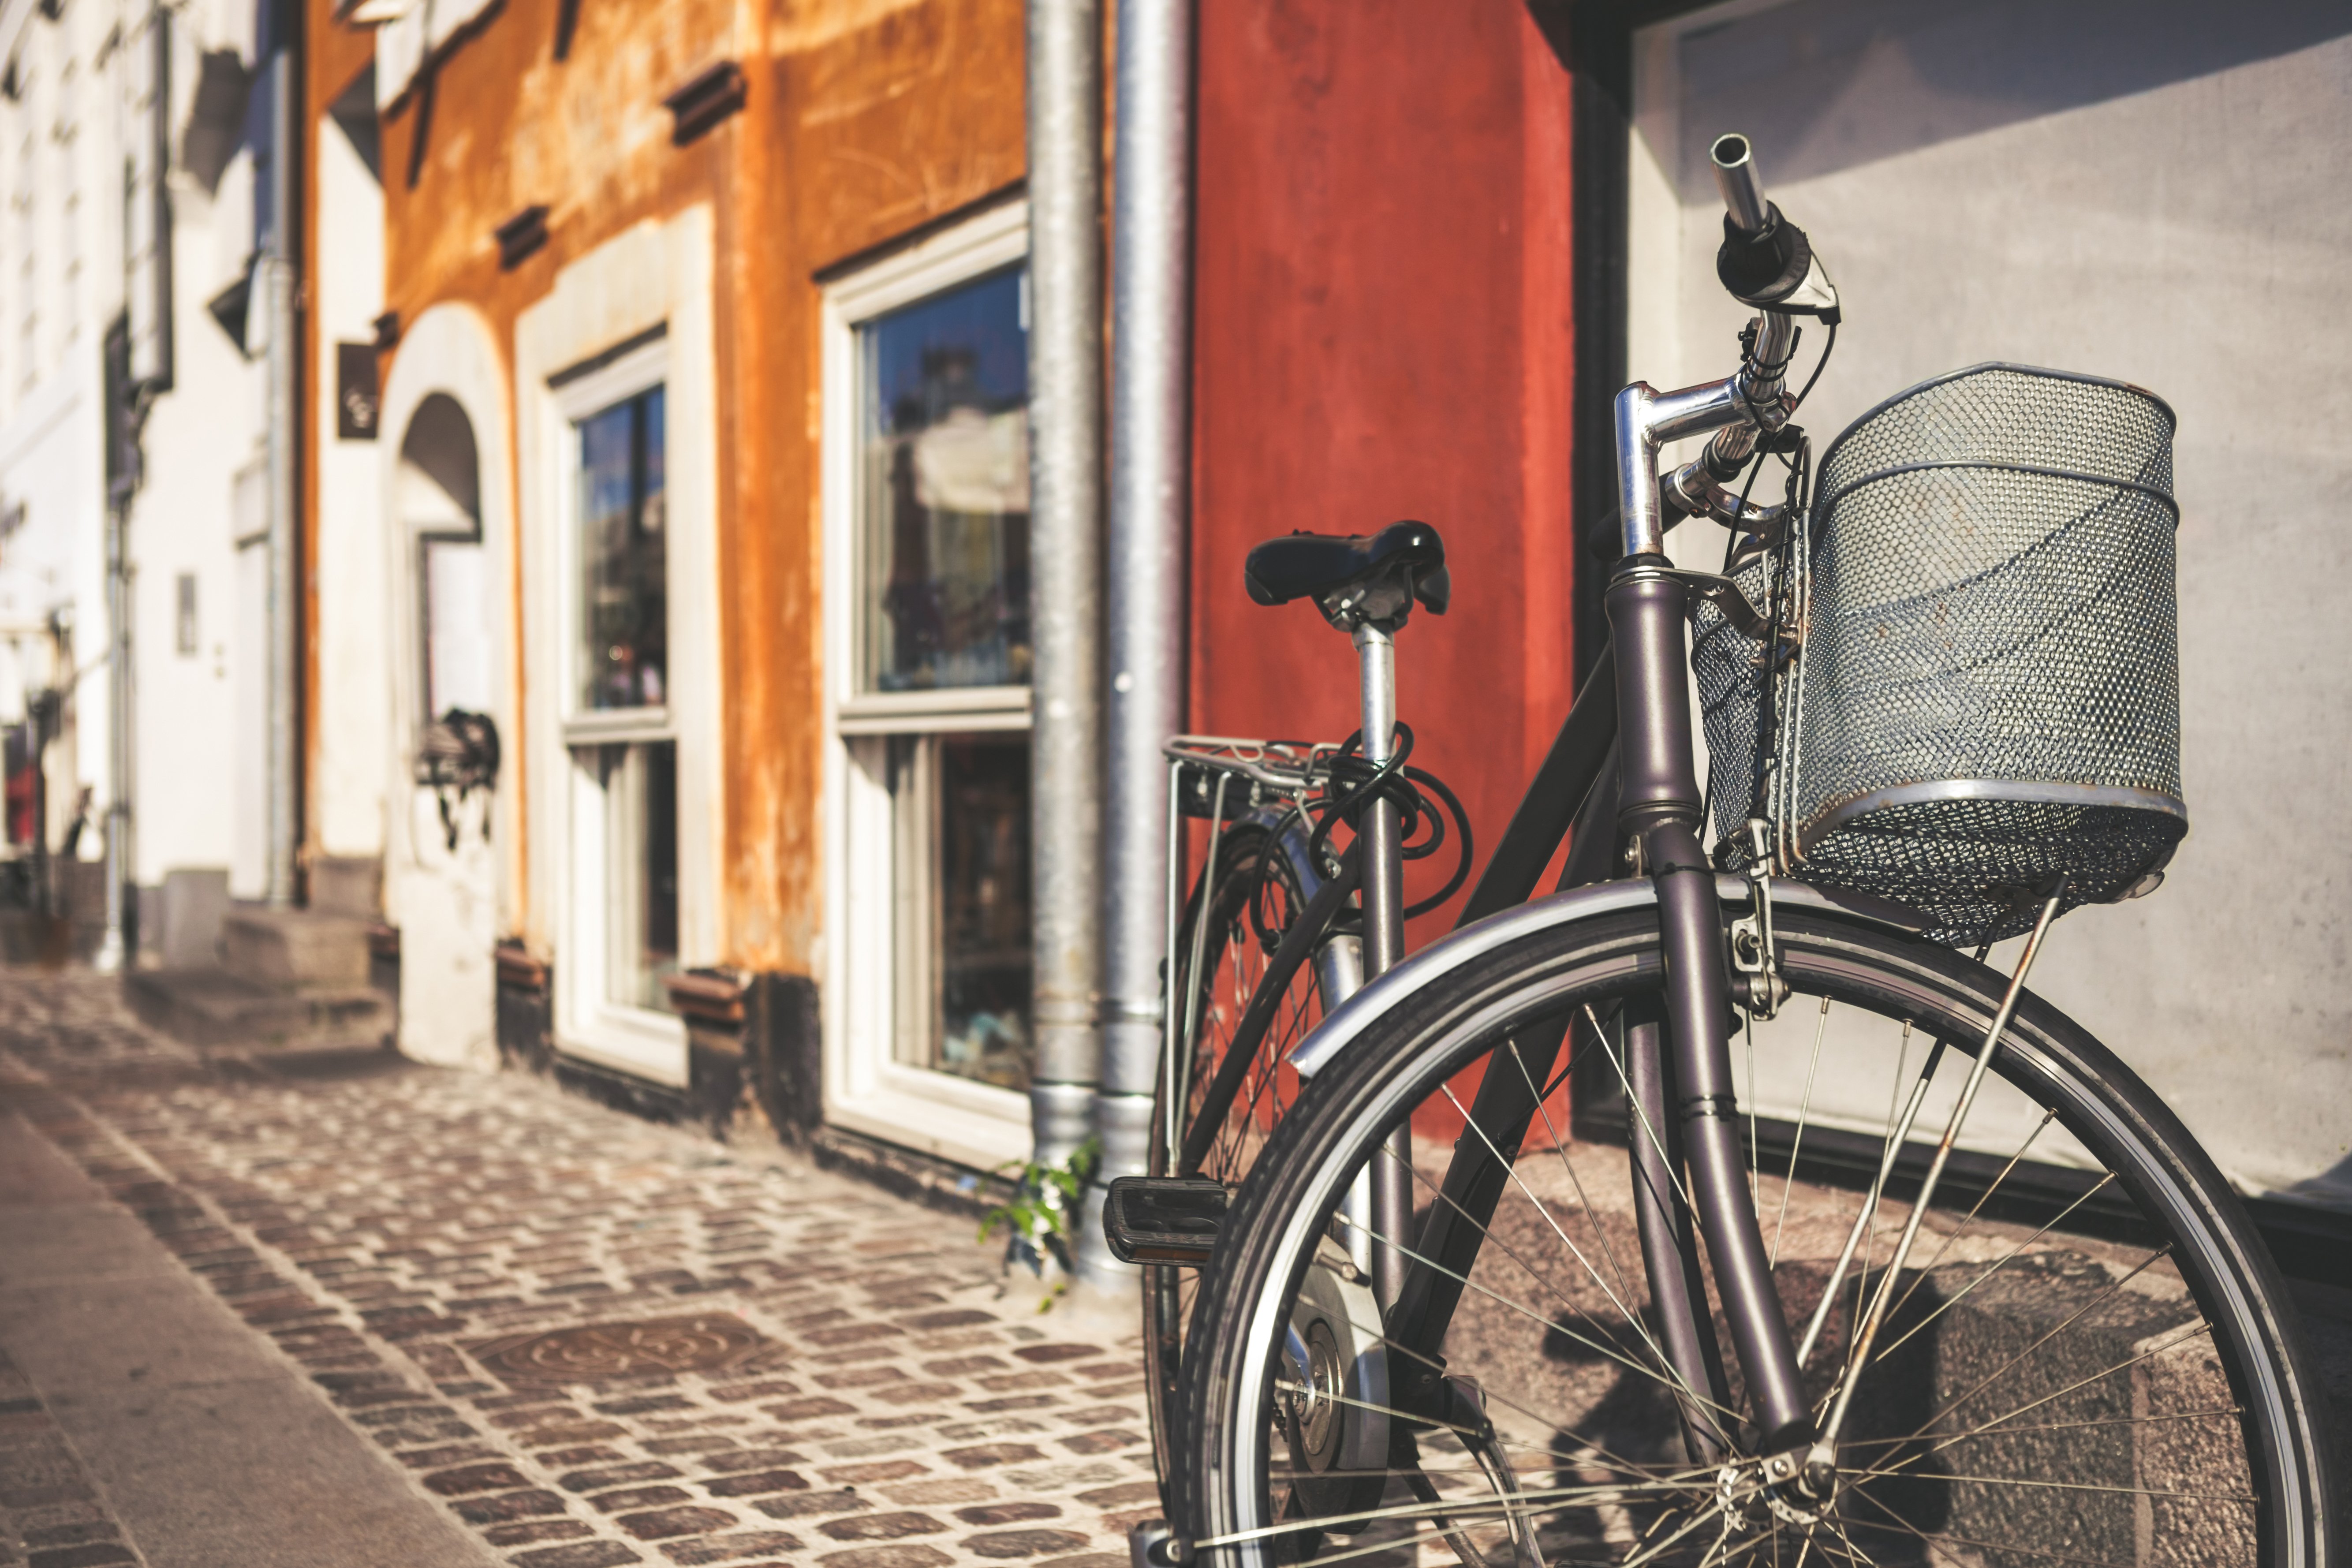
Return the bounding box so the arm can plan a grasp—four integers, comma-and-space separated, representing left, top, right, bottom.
1628, 364, 1787, 562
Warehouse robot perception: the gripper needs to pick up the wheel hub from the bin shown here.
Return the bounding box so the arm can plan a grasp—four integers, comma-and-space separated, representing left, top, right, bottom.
1714, 1450, 1835, 1533
1292, 1317, 1345, 1463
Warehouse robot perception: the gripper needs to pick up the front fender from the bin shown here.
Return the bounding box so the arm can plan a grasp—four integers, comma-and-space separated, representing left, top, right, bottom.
1288, 874, 1924, 1078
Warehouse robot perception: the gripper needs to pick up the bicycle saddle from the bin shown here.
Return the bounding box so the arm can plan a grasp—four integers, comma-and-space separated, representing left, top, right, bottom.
1243, 520, 1449, 631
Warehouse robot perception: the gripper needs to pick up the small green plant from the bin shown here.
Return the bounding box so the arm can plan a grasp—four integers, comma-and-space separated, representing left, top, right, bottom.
977, 1136, 1101, 1313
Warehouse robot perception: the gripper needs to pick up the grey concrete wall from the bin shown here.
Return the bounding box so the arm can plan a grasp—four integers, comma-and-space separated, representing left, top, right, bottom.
1634, 0, 2352, 1204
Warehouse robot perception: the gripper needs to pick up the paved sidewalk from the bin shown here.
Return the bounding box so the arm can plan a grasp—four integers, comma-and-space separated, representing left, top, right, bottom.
0, 969, 1154, 1568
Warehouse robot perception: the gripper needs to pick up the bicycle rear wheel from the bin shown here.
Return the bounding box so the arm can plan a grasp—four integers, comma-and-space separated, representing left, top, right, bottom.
1178, 900, 2334, 1566
1147, 817, 1348, 1500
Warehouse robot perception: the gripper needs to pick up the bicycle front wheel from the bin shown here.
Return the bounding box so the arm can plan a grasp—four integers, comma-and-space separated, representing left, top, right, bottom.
1178, 899, 2334, 1567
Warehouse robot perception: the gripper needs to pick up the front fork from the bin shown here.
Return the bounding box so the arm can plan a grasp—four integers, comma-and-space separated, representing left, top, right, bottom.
1608, 558, 1813, 1454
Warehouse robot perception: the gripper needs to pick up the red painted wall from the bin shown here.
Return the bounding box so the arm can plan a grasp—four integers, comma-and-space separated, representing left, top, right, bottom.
1192, 1, 1577, 919
1191, 3, 1580, 1127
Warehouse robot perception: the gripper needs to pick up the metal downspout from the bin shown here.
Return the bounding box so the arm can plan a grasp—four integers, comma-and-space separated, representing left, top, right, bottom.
98, 317, 132, 974
261, 46, 300, 909
1025, 0, 1105, 1171
99, 481, 130, 972
1080, 0, 1192, 1295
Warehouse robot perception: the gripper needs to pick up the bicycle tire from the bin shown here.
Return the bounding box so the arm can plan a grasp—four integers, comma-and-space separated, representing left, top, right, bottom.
1147, 816, 1346, 1503
1178, 899, 2335, 1566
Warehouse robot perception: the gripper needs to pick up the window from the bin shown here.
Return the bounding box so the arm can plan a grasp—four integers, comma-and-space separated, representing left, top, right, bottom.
549, 335, 683, 1068
571, 384, 676, 1014
595, 738, 678, 1012
578, 388, 667, 711
888, 731, 1031, 1089
822, 200, 1036, 1169
857, 266, 1031, 698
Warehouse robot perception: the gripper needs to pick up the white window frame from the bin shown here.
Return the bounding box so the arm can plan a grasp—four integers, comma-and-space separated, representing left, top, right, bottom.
819, 198, 1036, 1172
516, 211, 723, 1092
549, 335, 687, 1078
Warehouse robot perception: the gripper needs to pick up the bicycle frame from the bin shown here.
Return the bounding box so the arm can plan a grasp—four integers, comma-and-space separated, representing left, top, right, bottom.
1374, 549, 1821, 1459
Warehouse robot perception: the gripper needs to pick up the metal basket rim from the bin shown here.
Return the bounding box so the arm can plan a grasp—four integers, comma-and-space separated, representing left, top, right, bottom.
1814, 361, 2180, 494
1813, 459, 2183, 529
1795, 778, 2188, 858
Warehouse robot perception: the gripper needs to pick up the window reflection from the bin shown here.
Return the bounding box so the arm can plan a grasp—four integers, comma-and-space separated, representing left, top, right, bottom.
579, 387, 667, 710
859, 267, 1031, 693
891, 732, 1032, 1090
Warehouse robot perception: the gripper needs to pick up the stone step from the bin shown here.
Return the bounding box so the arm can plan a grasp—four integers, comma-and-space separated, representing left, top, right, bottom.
220, 907, 373, 990
124, 967, 392, 1053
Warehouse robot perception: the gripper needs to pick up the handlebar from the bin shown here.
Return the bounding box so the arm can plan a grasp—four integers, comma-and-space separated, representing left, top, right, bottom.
1711, 133, 1770, 235
1613, 131, 1840, 558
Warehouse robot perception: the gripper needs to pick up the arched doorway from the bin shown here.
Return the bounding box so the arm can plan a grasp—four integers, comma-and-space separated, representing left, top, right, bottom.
388, 391, 498, 1068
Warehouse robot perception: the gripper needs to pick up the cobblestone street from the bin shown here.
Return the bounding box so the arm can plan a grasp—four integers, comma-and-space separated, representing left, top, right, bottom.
0, 969, 1154, 1568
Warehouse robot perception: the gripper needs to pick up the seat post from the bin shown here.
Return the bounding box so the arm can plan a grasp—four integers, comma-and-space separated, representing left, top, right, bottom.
1352, 623, 1404, 976
1352, 621, 1413, 1312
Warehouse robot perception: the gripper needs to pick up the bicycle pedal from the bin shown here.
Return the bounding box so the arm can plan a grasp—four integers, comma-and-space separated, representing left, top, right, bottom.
1102, 1176, 1229, 1266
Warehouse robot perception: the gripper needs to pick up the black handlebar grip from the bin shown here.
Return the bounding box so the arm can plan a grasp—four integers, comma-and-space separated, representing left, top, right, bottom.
1716, 203, 1814, 308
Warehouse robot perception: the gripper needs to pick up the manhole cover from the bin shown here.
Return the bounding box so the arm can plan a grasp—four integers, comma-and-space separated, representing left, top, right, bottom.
467, 1314, 772, 1382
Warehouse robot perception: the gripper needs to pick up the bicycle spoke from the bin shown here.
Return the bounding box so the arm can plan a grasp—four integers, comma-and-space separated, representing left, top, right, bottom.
1770, 996, 1832, 1268
1839, 1478, 2142, 1568
1876, 1313, 2216, 1470
1833, 1404, 2240, 1449
1434, 1076, 1692, 1399
1796, 1028, 1940, 1367
1506, 1038, 1667, 1385
1865, 1109, 2061, 1344
1194, 1464, 1707, 1548
1901, 1247, 2179, 1442
1844, 1465, 2256, 1504
1816, 885, 2071, 1456
1819, 1521, 1884, 1568
1359, 1164, 1746, 1427
1868, 1170, 2118, 1366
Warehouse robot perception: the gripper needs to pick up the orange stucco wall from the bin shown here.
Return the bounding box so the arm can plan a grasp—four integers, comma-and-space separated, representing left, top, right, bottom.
306, 0, 1027, 973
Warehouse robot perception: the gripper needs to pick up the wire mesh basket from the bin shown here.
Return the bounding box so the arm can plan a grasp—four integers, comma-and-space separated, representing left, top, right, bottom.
1693, 363, 2188, 946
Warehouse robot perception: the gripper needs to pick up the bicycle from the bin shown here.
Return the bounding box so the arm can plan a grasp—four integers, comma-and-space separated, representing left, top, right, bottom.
1117, 133, 2338, 1566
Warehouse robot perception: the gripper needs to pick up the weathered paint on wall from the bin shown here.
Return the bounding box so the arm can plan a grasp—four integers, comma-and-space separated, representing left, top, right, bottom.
305, 0, 1026, 973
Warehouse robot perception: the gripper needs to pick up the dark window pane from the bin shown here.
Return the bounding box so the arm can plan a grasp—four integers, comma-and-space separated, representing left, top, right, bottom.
578, 386, 668, 710
605, 739, 679, 1013
936, 733, 1031, 1089
642, 739, 679, 977
891, 732, 1031, 1090
859, 267, 1031, 693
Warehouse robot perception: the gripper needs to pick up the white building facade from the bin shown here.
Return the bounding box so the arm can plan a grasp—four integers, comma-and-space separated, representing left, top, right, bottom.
0, 0, 287, 955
